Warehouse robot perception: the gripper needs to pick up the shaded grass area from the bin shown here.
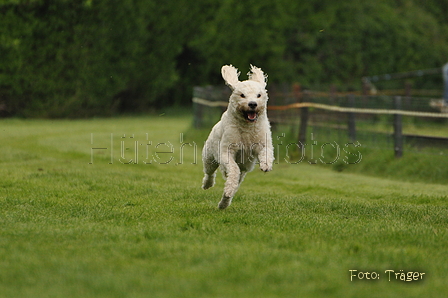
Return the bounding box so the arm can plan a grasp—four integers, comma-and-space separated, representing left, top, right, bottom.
267, 123, 448, 185
1, 115, 448, 298
338, 146, 448, 184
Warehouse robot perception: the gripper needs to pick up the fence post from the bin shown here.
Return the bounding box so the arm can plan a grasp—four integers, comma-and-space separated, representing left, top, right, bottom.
361, 80, 369, 120
293, 83, 302, 102
443, 63, 448, 104
404, 82, 412, 109
193, 86, 203, 129
330, 84, 337, 104
298, 90, 309, 146
290, 83, 302, 133
194, 103, 202, 129
347, 94, 356, 142
393, 96, 403, 158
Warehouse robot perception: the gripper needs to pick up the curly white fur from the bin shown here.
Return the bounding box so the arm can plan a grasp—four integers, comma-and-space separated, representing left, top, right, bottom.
202, 65, 274, 209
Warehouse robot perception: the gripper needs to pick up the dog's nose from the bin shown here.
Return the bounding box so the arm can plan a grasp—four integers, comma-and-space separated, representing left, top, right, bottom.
248, 101, 257, 109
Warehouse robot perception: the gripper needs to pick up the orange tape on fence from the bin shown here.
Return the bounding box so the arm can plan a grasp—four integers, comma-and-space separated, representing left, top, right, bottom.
268, 102, 448, 118
192, 97, 448, 118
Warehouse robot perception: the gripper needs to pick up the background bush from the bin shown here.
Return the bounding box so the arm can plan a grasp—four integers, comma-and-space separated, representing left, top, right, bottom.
1, 0, 447, 117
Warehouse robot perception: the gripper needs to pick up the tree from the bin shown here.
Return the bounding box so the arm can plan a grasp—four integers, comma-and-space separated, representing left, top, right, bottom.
1, 0, 448, 117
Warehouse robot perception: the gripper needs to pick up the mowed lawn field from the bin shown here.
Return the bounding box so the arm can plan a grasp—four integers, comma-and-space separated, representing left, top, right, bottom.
1, 113, 448, 298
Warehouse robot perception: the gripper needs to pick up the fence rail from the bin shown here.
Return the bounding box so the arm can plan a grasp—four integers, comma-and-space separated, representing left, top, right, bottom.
192, 85, 448, 157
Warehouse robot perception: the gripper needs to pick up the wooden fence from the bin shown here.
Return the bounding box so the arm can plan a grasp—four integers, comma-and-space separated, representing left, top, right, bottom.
192, 85, 448, 158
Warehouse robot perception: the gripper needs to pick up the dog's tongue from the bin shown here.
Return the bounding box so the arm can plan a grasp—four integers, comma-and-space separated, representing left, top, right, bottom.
247, 112, 257, 120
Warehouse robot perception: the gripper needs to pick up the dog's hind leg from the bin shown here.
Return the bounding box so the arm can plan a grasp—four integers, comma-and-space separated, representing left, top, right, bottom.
238, 171, 247, 184
202, 158, 218, 190
202, 139, 220, 190
218, 160, 240, 209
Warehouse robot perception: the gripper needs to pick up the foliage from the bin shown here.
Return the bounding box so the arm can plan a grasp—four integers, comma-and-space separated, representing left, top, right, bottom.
0, 0, 207, 117
1, 0, 448, 117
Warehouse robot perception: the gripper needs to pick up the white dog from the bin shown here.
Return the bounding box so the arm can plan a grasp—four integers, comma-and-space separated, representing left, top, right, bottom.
202, 65, 274, 209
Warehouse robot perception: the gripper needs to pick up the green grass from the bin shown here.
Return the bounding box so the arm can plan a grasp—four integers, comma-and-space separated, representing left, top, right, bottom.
271, 122, 448, 184
1, 114, 448, 298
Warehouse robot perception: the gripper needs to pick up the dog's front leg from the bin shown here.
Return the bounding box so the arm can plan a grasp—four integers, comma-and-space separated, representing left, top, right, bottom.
258, 135, 274, 172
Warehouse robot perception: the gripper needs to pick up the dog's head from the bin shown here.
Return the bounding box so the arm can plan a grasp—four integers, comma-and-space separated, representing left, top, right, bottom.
222, 65, 268, 123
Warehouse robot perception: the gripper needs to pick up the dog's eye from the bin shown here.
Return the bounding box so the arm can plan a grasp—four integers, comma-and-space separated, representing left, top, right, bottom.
257, 94, 261, 98
240, 94, 245, 98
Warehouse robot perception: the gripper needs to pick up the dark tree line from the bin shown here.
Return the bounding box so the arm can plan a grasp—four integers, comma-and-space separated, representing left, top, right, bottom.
1, 0, 447, 117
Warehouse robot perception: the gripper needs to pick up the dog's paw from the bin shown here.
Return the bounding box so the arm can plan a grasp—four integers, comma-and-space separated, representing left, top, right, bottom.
202, 183, 213, 190
260, 163, 273, 172
218, 197, 232, 209
202, 175, 215, 190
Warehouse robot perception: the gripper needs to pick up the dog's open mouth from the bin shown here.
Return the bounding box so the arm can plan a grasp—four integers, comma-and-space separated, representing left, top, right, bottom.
244, 111, 258, 122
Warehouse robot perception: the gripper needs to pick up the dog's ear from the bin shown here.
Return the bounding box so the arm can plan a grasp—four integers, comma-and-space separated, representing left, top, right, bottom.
248, 65, 267, 88
221, 65, 240, 90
